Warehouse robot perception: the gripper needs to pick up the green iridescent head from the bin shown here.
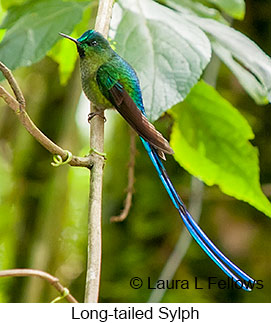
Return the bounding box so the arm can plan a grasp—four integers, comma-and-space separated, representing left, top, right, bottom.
59, 30, 113, 59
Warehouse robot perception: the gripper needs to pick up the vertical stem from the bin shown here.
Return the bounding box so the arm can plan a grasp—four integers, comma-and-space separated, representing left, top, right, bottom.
84, 0, 115, 303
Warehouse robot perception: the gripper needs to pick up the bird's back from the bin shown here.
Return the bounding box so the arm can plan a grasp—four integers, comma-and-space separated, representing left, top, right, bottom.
104, 54, 146, 114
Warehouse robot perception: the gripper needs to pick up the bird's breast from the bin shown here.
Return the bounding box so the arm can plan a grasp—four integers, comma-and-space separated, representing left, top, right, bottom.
80, 59, 113, 110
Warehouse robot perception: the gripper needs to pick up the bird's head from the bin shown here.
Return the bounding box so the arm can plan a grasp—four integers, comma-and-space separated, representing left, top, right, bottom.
59, 30, 113, 61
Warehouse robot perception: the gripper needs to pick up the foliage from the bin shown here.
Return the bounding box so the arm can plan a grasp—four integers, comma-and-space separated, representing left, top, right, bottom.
171, 81, 271, 216
108, 0, 271, 215
0, 0, 88, 80
188, 16, 271, 104
110, 0, 211, 121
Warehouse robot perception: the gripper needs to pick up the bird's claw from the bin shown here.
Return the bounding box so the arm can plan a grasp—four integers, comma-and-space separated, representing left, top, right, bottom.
51, 150, 73, 167
88, 111, 107, 123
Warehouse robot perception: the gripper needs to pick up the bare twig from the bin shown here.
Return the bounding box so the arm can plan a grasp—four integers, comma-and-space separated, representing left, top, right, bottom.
111, 129, 136, 222
0, 269, 78, 303
0, 62, 25, 106
84, 0, 115, 303
0, 62, 96, 169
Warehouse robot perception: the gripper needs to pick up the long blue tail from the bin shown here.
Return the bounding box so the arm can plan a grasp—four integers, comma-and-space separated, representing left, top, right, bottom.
141, 138, 255, 291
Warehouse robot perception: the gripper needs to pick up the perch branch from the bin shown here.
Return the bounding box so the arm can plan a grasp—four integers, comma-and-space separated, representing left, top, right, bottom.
84, 0, 115, 303
0, 268, 78, 303
111, 129, 136, 222
0, 61, 96, 169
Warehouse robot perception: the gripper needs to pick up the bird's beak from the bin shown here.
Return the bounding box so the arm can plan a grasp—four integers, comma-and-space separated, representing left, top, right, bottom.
59, 32, 78, 44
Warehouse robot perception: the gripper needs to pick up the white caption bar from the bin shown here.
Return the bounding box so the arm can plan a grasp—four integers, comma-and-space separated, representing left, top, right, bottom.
0, 303, 268, 323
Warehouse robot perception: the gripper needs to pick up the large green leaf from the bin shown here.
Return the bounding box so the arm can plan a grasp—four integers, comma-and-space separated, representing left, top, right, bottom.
170, 81, 271, 217
185, 15, 271, 103
110, 0, 211, 121
0, 0, 88, 78
205, 0, 245, 19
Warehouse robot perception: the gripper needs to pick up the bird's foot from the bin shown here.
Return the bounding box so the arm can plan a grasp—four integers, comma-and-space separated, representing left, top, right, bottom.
89, 147, 107, 159
88, 111, 107, 123
51, 150, 73, 167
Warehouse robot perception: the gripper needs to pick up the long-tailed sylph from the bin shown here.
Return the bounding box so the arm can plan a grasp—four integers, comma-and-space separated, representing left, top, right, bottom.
60, 30, 255, 291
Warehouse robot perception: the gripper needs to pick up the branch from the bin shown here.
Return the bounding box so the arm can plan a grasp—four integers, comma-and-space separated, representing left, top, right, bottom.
111, 129, 136, 222
0, 61, 96, 169
0, 269, 78, 303
84, 0, 115, 303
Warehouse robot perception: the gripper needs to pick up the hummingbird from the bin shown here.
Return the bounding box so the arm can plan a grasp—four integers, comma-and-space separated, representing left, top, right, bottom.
60, 30, 255, 291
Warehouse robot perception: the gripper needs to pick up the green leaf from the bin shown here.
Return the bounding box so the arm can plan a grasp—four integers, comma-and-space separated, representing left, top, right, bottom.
0, 0, 33, 28
166, 0, 226, 22
170, 81, 271, 217
212, 41, 269, 104
205, 0, 245, 20
185, 15, 271, 103
0, 0, 88, 78
110, 0, 211, 122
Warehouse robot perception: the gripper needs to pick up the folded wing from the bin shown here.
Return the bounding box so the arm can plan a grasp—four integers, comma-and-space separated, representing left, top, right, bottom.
96, 64, 174, 157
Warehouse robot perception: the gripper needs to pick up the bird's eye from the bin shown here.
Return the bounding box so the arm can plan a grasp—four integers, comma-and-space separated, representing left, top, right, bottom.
86, 40, 98, 47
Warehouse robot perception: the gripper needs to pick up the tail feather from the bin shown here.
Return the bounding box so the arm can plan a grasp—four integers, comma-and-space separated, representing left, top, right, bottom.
141, 137, 255, 291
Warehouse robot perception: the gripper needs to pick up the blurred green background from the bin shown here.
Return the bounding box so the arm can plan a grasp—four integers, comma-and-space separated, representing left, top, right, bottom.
0, 0, 270, 302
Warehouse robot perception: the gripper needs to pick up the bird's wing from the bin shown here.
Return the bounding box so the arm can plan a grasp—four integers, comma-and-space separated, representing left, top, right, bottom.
96, 64, 174, 156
